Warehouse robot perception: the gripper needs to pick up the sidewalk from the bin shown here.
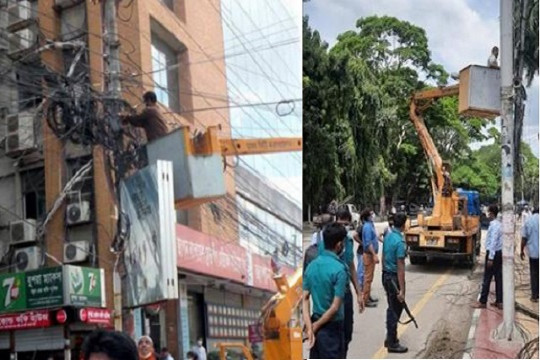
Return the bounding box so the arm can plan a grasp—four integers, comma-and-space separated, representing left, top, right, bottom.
464, 234, 539, 359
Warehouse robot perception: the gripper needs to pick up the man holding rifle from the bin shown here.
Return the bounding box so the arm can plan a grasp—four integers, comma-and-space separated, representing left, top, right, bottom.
381, 212, 409, 353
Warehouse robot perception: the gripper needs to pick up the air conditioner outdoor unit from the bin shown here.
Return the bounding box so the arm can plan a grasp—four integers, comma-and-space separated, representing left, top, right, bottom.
5, 111, 36, 156
13, 246, 41, 272
7, 1, 35, 31
9, 219, 36, 245
7, 27, 37, 57
64, 240, 90, 263
66, 195, 91, 225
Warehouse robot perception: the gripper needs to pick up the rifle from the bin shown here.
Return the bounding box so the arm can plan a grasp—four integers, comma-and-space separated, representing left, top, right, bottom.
390, 279, 418, 328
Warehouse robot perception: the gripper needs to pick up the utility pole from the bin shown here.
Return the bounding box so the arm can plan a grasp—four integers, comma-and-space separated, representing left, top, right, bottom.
499, 0, 516, 341
103, 0, 123, 331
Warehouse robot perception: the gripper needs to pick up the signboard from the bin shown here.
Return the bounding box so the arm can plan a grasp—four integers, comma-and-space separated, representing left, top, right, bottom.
177, 225, 296, 292
64, 266, 105, 307
0, 310, 50, 330
0, 272, 26, 313
79, 308, 111, 325
248, 324, 263, 343
26, 267, 63, 309
176, 224, 247, 283
0, 266, 106, 314
120, 161, 178, 307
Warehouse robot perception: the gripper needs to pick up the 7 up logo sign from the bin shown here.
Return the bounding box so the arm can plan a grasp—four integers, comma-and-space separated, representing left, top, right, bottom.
1, 274, 24, 311
2, 277, 20, 307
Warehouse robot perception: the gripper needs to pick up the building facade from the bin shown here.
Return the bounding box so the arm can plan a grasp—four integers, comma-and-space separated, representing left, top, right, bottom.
0, 1, 297, 359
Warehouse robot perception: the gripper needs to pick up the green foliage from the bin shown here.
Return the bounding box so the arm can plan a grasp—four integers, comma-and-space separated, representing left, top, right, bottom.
303, 15, 538, 214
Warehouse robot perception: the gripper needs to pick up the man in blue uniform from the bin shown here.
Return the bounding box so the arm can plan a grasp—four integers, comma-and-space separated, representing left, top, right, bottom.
310, 209, 364, 356
381, 212, 408, 353
303, 223, 349, 359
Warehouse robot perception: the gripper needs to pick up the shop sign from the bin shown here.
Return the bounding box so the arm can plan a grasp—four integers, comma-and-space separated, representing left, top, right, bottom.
0, 310, 50, 330
64, 266, 105, 307
26, 267, 63, 309
79, 308, 111, 325
0, 266, 106, 314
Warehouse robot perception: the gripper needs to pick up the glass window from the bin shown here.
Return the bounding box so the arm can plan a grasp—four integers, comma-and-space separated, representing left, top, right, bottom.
150, 35, 180, 112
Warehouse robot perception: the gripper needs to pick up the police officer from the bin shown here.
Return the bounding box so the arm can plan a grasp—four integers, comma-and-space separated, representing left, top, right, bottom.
303, 223, 349, 359
381, 212, 409, 353
310, 209, 364, 357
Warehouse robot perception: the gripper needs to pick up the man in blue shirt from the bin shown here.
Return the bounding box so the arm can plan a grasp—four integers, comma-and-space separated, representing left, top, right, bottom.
309, 209, 364, 357
521, 207, 539, 302
473, 204, 503, 309
362, 208, 380, 307
303, 223, 349, 359
381, 212, 408, 353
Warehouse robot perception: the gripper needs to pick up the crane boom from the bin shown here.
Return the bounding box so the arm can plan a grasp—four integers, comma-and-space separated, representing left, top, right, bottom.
220, 137, 302, 156
409, 85, 460, 223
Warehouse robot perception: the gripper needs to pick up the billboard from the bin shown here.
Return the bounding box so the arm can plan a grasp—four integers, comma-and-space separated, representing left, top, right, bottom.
120, 160, 178, 307
0, 266, 105, 313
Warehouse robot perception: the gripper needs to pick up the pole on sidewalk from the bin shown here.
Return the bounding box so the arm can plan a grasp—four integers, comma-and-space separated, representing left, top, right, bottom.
104, 0, 123, 331
500, 0, 516, 340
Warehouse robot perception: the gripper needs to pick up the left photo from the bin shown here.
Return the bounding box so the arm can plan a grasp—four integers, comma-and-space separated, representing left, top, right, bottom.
0, 1, 303, 360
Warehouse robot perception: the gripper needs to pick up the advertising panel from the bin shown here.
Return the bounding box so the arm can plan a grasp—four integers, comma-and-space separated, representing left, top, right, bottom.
120, 160, 178, 307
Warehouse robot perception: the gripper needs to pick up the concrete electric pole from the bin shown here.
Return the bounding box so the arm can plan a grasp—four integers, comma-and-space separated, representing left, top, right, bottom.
499, 0, 516, 341
103, 0, 123, 331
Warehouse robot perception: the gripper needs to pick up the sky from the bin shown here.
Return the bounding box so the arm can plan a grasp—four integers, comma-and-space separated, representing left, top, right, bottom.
304, 0, 539, 156
222, 0, 302, 206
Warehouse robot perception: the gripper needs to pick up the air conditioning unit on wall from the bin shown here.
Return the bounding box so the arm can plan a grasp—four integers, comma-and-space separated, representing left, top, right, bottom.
9, 219, 36, 245
13, 246, 41, 272
64, 240, 90, 263
7, 27, 37, 58
7, 0, 36, 31
66, 193, 91, 225
5, 111, 36, 156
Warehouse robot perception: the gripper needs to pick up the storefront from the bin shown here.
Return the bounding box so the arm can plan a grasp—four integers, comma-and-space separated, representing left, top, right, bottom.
175, 224, 295, 358
0, 266, 109, 359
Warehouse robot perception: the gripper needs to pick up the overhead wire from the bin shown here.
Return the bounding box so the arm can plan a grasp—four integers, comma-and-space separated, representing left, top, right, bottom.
2, 1, 302, 266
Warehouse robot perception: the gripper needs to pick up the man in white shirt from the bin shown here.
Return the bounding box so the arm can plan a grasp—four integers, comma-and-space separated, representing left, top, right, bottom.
192, 337, 206, 360
473, 204, 503, 309
487, 46, 499, 68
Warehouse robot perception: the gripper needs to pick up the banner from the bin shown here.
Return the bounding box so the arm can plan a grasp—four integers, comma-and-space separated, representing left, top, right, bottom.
26, 267, 63, 309
120, 161, 178, 307
0, 310, 50, 330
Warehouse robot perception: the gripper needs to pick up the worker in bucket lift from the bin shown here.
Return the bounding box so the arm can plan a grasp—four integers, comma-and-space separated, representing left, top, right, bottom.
122, 91, 169, 142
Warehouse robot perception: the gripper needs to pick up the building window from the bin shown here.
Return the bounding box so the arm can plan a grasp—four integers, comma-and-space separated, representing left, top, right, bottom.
151, 35, 180, 112
21, 168, 45, 220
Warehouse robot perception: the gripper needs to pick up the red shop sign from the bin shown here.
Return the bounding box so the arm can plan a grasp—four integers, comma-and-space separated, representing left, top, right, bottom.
79, 308, 112, 325
0, 310, 51, 330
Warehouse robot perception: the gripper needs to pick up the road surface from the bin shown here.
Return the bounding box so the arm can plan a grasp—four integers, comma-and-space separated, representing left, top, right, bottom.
303, 223, 485, 359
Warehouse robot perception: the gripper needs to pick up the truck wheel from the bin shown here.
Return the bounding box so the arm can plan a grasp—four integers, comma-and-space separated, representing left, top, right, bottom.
409, 255, 426, 265
467, 237, 477, 268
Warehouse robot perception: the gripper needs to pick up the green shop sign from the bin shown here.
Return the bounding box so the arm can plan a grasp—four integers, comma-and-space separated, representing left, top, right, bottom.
64, 266, 105, 307
0, 266, 105, 313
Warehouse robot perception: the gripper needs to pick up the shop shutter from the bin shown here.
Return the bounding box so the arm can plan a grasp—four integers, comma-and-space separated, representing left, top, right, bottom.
15, 326, 64, 351
0, 332, 9, 349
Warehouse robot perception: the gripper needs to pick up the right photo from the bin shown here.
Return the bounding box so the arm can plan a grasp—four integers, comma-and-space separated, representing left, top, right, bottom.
302, 1, 539, 359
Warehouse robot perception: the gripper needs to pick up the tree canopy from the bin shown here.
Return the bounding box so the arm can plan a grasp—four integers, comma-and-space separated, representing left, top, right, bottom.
303, 14, 539, 217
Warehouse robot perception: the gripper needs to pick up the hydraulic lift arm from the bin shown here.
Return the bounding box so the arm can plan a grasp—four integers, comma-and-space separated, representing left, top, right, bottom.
409, 85, 459, 203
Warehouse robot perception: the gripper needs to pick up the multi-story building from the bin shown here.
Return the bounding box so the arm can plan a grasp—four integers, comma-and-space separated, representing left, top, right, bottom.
0, 1, 297, 359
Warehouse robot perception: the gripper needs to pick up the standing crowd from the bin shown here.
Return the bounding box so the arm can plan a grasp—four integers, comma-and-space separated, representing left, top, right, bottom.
303, 207, 410, 358
302, 203, 539, 359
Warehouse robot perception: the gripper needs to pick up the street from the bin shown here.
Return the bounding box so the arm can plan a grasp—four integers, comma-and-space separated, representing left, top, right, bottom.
303, 224, 485, 359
